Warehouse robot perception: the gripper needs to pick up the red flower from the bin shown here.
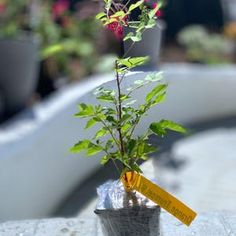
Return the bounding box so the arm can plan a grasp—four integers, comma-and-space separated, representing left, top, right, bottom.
107, 16, 128, 41
152, 3, 162, 17
52, 0, 69, 19
107, 21, 124, 41
0, 3, 5, 13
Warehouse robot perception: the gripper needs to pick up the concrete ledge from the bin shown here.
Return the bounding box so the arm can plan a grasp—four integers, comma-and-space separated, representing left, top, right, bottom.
0, 211, 235, 236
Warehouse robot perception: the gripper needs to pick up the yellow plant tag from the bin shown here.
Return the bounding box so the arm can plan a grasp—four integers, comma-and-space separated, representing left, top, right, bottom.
121, 172, 197, 226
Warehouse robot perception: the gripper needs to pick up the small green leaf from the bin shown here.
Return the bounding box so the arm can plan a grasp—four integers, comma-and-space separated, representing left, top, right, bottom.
123, 32, 134, 41
145, 19, 156, 28
75, 104, 94, 117
97, 94, 115, 102
86, 144, 103, 156
150, 120, 186, 136
146, 84, 167, 102
110, 11, 126, 18
151, 92, 166, 106
130, 32, 142, 42
118, 56, 149, 69
149, 123, 166, 136
120, 94, 131, 101
121, 123, 131, 132
127, 139, 136, 155
129, 0, 144, 12
85, 118, 97, 129
96, 12, 107, 20
100, 155, 110, 165
105, 139, 114, 149
159, 120, 186, 133
140, 155, 149, 161
145, 72, 163, 82
130, 163, 143, 173
70, 140, 90, 153
95, 128, 108, 139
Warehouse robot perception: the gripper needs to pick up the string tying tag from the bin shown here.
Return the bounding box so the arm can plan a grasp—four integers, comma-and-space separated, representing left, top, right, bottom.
121, 172, 197, 226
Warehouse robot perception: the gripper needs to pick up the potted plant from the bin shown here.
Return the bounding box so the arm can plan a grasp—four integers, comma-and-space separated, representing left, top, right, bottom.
0, 0, 39, 119
71, 1, 186, 235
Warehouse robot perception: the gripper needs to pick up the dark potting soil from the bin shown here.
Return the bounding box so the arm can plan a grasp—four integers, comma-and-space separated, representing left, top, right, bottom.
54, 115, 236, 217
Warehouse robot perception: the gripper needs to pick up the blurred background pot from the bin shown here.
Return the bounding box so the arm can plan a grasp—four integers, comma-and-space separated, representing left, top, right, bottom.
124, 21, 165, 68
0, 36, 39, 120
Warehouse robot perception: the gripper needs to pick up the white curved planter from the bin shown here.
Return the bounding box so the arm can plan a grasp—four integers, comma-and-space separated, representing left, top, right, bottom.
0, 64, 236, 221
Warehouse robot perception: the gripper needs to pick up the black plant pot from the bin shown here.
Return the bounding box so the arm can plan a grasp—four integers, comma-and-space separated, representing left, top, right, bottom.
0, 36, 39, 120
95, 206, 160, 236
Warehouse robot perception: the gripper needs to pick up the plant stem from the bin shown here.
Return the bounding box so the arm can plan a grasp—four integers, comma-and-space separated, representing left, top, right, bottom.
96, 115, 121, 152
123, 41, 135, 58
103, 149, 121, 175
115, 60, 125, 158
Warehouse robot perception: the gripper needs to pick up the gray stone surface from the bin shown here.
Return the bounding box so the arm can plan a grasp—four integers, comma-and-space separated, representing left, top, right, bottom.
150, 128, 236, 212
0, 211, 236, 236
0, 218, 97, 236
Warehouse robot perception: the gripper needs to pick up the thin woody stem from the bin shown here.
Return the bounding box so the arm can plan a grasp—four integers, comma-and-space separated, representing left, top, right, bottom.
96, 115, 121, 152
115, 60, 125, 157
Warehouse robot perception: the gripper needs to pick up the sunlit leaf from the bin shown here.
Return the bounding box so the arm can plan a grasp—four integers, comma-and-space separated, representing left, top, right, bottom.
146, 84, 167, 102
100, 155, 110, 165
129, 0, 144, 12
70, 140, 91, 153
95, 128, 109, 139
85, 118, 97, 129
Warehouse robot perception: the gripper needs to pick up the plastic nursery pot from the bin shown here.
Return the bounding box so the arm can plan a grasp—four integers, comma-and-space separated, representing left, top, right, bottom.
95, 205, 161, 236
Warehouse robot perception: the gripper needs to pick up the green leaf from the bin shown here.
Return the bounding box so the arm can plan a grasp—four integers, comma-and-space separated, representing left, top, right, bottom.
159, 120, 186, 133
127, 139, 136, 155
85, 118, 97, 129
121, 123, 131, 132
137, 141, 156, 156
145, 72, 163, 82
151, 92, 166, 106
97, 94, 115, 102
105, 139, 114, 149
95, 12, 107, 20
75, 104, 94, 117
145, 19, 156, 28
95, 128, 109, 139
110, 11, 126, 19
146, 84, 167, 102
118, 56, 149, 69
150, 122, 166, 136
130, 32, 142, 42
120, 94, 131, 101
100, 155, 110, 165
123, 32, 134, 41
86, 144, 103, 156
140, 155, 149, 161
150, 120, 186, 136
130, 163, 143, 173
129, 0, 144, 12
41, 44, 64, 59
70, 140, 91, 153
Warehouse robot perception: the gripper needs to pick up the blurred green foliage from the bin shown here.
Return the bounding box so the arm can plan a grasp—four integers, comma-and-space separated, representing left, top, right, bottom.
0, 0, 116, 81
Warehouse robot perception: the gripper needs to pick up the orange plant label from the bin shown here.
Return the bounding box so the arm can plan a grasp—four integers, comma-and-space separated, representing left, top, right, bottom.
122, 172, 197, 226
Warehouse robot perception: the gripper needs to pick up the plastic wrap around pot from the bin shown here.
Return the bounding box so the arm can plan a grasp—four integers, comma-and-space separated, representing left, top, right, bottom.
94, 180, 160, 236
